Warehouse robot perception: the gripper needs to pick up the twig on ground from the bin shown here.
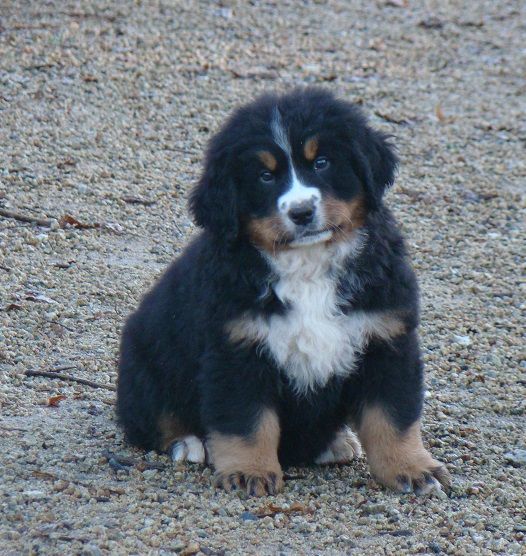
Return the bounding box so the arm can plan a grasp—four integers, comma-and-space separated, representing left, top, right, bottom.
101, 450, 167, 470
46, 320, 76, 333
31, 470, 125, 495
374, 111, 411, 125
0, 207, 54, 227
0, 424, 29, 432
46, 365, 76, 372
122, 196, 156, 206
169, 146, 197, 155
25, 369, 116, 391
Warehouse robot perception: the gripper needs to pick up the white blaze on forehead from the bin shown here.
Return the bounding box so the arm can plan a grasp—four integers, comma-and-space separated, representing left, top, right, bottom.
271, 107, 291, 155
271, 108, 321, 214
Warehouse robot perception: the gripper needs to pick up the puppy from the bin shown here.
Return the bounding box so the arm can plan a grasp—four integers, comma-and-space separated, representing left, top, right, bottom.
117, 88, 450, 497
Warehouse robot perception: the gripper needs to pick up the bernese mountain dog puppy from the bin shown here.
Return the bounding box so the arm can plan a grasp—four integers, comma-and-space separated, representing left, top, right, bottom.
117, 88, 450, 497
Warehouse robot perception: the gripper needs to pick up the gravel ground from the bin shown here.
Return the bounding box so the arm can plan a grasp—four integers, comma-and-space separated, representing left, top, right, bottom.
1, 1, 525, 554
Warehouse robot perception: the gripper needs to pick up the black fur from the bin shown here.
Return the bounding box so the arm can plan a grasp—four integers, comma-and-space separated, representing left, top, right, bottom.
117, 88, 424, 470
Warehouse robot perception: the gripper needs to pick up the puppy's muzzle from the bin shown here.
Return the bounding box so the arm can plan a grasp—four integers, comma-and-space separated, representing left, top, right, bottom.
287, 200, 316, 226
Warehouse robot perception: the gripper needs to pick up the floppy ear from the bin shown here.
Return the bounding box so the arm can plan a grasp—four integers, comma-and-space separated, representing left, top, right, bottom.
353, 126, 398, 210
189, 148, 239, 244
358, 128, 399, 210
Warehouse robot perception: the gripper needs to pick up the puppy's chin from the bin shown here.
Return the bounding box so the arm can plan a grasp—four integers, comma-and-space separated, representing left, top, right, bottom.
288, 229, 334, 248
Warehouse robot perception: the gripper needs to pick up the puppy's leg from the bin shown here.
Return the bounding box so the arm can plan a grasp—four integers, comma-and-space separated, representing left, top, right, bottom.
208, 408, 283, 497
358, 406, 450, 494
315, 426, 362, 465
356, 332, 450, 495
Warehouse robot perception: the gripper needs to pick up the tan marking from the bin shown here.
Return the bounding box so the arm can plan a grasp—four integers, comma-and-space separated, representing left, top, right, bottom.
225, 310, 405, 350
246, 215, 290, 253
158, 414, 189, 452
303, 136, 319, 161
323, 196, 367, 240
247, 196, 367, 253
208, 408, 283, 496
371, 312, 407, 340
358, 405, 451, 492
225, 312, 261, 347
258, 151, 277, 172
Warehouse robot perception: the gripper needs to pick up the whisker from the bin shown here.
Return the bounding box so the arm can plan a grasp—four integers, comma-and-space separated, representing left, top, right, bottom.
326, 209, 355, 230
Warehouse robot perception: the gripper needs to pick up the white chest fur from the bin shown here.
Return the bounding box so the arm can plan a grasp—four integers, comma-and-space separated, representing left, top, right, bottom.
226, 236, 403, 394
265, 240, 365, 393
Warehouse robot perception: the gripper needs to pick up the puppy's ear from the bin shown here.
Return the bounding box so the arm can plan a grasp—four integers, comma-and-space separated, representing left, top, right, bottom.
359, 129, 399, 209
189, 148, 239, 244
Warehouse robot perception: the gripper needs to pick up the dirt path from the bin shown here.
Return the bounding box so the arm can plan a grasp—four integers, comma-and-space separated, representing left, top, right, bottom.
1, 1, 525, 554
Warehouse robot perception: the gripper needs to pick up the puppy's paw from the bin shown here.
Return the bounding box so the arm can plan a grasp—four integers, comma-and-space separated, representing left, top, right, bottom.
170, 435, 207, 464
359, 407, 451, 497
213, 469, 284, 497
372, 455, 451, 496
315, 426, 362, 465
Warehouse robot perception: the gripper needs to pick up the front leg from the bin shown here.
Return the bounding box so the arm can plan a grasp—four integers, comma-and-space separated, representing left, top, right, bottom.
201, 345, 283, 497
356, 332, 451, 494
359, 406, 450, 494
208, 408, 283, 496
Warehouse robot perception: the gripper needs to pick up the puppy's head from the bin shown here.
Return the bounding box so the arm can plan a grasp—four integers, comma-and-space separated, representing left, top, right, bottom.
190, 88, 398, 250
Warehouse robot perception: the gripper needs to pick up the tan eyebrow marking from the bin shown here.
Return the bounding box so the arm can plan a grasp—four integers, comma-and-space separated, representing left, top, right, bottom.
303, 136, 319, 161
258, 151, 277, 172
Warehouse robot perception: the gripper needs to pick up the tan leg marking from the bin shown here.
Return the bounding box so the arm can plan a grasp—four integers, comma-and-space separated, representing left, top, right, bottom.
303, 136, 319, 161
208, 408, 283, 497
358, 406, 451, 495
315, 425, 362, 464
258, 151, 277, 171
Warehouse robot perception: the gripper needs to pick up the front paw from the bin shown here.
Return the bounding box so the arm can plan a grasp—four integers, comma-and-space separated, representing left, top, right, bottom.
359, 407, 451, 496
213, 469, 284, 496
371, 455, 451, 495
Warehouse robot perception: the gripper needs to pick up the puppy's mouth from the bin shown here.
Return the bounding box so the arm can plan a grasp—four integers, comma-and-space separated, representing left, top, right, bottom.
288, 228, 334, 248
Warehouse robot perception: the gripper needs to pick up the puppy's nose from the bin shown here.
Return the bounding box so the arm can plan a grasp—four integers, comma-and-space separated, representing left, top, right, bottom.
288, 201, 315, 226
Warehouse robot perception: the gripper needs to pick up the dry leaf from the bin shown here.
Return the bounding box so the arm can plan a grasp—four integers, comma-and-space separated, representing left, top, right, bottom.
32, 470, 57, 481
59, 214, 97, 229
255, 501, 313, 518
48, 394, 66, 407
53, 260, 76, 269
419, 17, 444, 29
435, 104, 447, 122
56, 157, 77, 169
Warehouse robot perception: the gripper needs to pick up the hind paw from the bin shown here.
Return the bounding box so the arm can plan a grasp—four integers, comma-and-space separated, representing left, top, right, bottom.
170, 435, 206, 463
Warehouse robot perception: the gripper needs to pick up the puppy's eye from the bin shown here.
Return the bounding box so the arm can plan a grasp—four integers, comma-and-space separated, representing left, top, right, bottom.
260, 170, 275, 183
314, 156, 330, 171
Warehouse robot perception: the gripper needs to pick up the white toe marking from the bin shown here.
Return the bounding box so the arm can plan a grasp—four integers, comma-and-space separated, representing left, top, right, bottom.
170, 435, 206, 464
422, 477, 442, 495
315, 426, 362, 464
171, 442, 188, 462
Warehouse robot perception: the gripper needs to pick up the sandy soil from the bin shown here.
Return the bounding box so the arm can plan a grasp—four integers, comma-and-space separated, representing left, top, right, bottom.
0, 1, 525, 554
